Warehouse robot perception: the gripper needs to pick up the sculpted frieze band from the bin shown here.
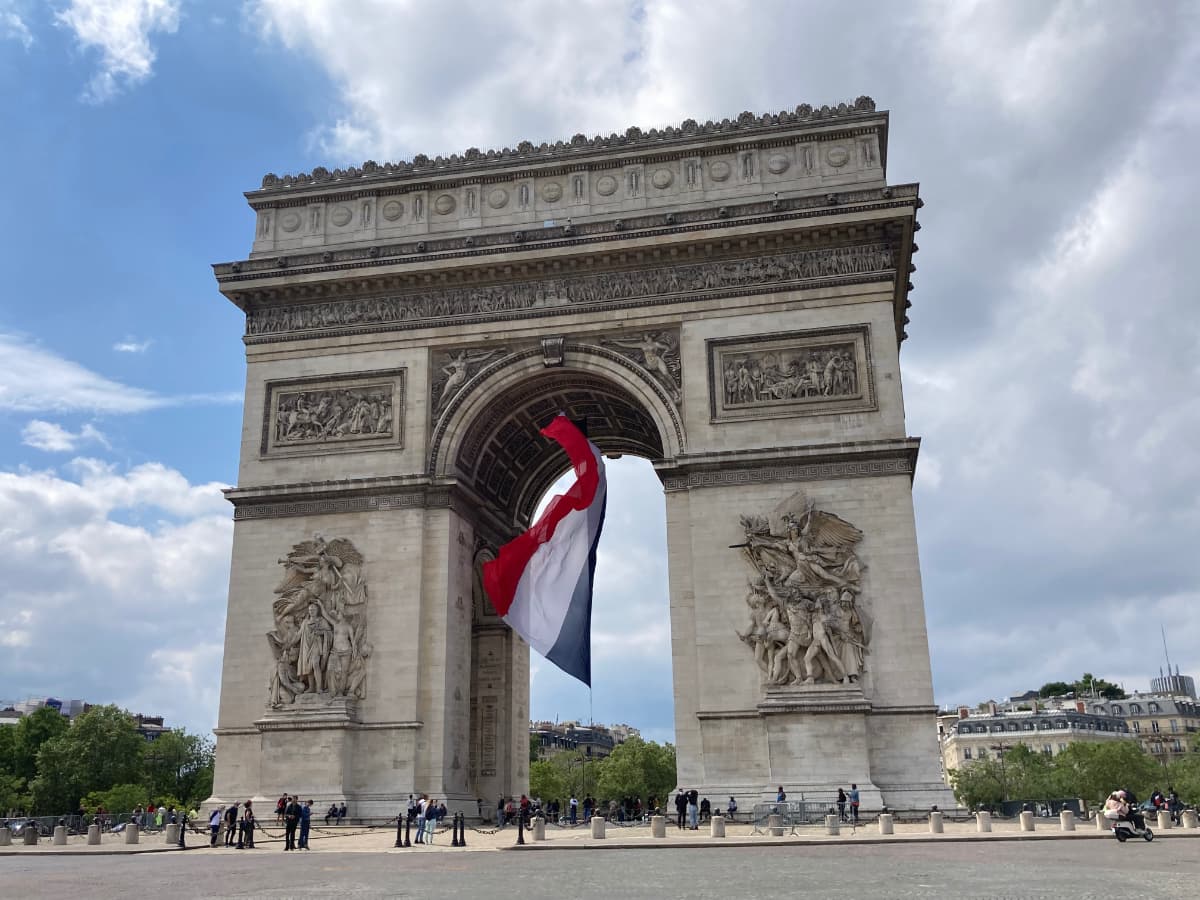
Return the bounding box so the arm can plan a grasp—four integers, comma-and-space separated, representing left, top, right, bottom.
245, 243, 894, 338
599, 330, 681, 405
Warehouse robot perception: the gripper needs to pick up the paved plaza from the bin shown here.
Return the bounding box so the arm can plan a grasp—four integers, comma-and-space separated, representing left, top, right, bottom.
3, 821, 1198, 898
2, 837, 1196, 898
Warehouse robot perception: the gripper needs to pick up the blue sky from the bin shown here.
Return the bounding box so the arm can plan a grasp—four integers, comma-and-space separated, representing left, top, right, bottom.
1, 1, 1198, 744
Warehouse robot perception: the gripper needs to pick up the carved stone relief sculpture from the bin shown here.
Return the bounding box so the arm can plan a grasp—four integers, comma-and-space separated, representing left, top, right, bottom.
733, 492, 870, 688
707, 326, 874, 422
267, 536, 371, 709
263, 370, 405, 457
600, 330, 682, 404
431, 347, 508, 415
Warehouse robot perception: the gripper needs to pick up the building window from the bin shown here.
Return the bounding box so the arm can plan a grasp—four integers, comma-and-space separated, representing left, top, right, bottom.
1042, 744, 1052, 755
963, 747, 972, 760
1093, 706, 1105, 715
1112, 705, 1123, 715
1058, 743, 1067, 752
1152, 721, 1161, 733
1171, 720, 1179, 732
1152, 742, 1164, 754
1132, 722, 1141, 733
1023, 723, 1034, 731
977, 748, 988, 760
1130, 704, 1143, 714
1173, 740, 1183, 752
1149, 703, 1160, 713
1007, 723, 1018, 732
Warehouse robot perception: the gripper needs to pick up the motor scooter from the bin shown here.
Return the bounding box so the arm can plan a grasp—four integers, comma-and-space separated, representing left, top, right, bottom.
1105, 810, 1154, 842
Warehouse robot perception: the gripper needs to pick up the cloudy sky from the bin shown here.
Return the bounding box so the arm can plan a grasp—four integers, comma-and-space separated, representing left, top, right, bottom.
1, 1, 1197, 744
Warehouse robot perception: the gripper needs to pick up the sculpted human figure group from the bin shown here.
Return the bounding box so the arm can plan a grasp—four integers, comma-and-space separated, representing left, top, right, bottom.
735, 493, 870, 687
267, 536, 371, 709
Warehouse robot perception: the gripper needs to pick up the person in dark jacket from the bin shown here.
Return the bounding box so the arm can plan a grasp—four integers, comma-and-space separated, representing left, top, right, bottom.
298, 800, 312, 850
674, 790, 687, 830
284, 796, 302, 850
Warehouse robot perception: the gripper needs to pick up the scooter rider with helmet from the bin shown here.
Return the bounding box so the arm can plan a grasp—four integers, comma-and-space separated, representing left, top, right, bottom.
1120, 789, 1146, 831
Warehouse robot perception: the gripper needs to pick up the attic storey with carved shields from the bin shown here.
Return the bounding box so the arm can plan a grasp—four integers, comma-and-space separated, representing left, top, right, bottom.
206, 97, 951, 816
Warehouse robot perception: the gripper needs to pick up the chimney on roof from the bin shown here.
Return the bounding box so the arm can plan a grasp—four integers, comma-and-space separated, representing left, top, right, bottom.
1075, 700, 1086, 714
958, 706, 969, 719
987, 701, 998, 716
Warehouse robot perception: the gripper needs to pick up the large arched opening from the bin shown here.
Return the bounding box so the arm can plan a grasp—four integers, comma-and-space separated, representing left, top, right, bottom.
432, 350, 681, 803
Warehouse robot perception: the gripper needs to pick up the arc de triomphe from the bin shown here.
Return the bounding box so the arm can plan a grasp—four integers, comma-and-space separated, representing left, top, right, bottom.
207, 97, 951, 815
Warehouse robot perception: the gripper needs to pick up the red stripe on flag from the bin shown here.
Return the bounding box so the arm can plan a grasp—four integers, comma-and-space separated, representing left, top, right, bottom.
481, 415, 600, 617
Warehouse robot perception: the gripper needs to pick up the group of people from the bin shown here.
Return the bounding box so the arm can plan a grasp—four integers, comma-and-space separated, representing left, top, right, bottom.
404, 794, 449, 844
212, 800, 259, 849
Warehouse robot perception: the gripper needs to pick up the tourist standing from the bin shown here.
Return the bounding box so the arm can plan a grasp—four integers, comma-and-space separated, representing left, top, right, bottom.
424, 799, 438, 844
298, 800, 312, 850
849, 784, 860, 823
224, 803, 238, 846
727, 796, 738, 820
674, 790, 687, 830
240, 800, 255, 848
415, 794, 427, 844
209, 807, 223, 846
275, 794, 287, 825
837, 788, 847, 822
687, 788, 699, 830
569, 794, 578, 825
496, 796, 506, 827
284, 795, 301, 850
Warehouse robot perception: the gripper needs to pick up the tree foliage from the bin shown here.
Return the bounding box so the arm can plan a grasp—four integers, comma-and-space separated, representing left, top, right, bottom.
1039, 673, 1126, 700
0, 704, 215, 815
527, 738, 677, 807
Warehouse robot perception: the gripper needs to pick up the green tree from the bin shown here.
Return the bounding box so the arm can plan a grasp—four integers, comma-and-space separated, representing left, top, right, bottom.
528, 759, 568, 804
593, 737, 677, 804
0, 772, 30, 814
1038, 681, 1072, 698
1050, 740, 1159, 807
1166, 754, 1200, 807
143, 730, 214, 808
948, 759, 1007, 809
82, 783, 149, 818
29, 706, 146, 814
530, 733, 541, 765
1075, 673, 1126, 700
11, 706, 70, 782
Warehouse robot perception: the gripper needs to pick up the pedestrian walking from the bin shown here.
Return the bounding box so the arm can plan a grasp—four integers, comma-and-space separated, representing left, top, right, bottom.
849, 784, 860, 823
224, 803, 238, 846
415, 794, 427, 844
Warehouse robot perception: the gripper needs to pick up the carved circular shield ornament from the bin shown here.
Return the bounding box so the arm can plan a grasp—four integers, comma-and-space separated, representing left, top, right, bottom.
595, 175, 618, 196
381, 200, 404, 221
767, 154, 791, 175
709, 160, 732, 182
826, 146, 850, 168
651, 168, 674, 189
434, 194, 457, 215
279, 211, 301, 232
330, 205, 353, 227
541, 182, 563, 202
488, 188, 509, 209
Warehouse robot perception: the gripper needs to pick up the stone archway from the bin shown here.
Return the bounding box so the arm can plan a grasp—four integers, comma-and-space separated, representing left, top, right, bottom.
207, 98, 953, 817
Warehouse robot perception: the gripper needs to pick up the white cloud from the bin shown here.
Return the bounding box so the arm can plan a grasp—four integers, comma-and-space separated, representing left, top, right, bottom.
1, 1, 33, 48
55, 0, 180, 103
21, 420, 109, 452
113, 336, 152, 353
0, 332, 239, 414
0, 460, 232, 733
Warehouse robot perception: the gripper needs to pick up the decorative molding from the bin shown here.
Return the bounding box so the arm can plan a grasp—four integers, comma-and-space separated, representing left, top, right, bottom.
659, 446, 917, 493
261, 369, 405, 458
245, 243, 893, 341
599, 329, 681, 406
230, 485, 458, 521
707, 325, 875, 422
255, 98, 879, 193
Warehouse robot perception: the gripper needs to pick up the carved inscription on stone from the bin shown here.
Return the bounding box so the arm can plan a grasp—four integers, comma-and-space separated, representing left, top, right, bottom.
267, 536, 371, 709
263, 370, 405, 456
599, 330, 681, 405
431, 347, 509, 417
246, 243, 894, 338
734, 492, 870, 688
707, 326, 874, 421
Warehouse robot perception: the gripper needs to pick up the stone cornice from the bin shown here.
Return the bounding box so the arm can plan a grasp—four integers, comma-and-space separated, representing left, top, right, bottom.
225, 476, 461, 521
251, 98, 883, 197
656, 438, 920, 492
215, 184, 918, 290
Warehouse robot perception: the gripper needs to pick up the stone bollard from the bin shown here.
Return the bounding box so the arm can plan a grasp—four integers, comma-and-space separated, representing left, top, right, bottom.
976, 811, 992, 833
53, 825, 68, 845
23, 825, 38, 845
929, 811, 944, 834
651, 815, 666, 838
590, 816, 605, 839
710, 815, 725, 838
1157, 809, 1172, 830
767, 813, 783, 837
124, 823, 139, 844
825, 814, 840, 835
1059, 810, 1075, 832
878, 813, 894, 835
164, 823, 180, 844
0, 826, 11, 847
1019, 811, 1035, 832
531, 817, 545, 841
1096, 812, 1108, 831
1183, 810, 1198, 829
87, 825, 101, 845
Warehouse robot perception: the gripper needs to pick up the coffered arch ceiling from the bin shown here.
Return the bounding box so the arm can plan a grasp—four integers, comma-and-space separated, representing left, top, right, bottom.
453, 371, 664, 528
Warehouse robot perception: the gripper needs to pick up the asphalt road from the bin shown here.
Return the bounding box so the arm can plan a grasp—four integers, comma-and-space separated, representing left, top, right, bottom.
3, 839, 1192, 899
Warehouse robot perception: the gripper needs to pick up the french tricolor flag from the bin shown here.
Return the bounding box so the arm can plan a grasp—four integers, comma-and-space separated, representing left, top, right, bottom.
482, 415, 607, 686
